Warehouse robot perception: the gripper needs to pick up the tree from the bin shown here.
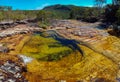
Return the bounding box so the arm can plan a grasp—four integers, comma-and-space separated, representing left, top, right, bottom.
37, 10, 47, 22
94, 0, 106, 8
93, 0, 106, 22
104, 4, 119, 23
69, 7, 81, 19
0, 6, 12, 11
112, 0, 120, 5
12, 10, 26, 21
116, 7, 120, 24
0, 12, 4, 21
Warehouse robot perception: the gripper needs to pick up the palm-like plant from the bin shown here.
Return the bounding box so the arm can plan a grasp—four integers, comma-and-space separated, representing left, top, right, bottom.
112, 0, 120, 5
94, 0, 107, 8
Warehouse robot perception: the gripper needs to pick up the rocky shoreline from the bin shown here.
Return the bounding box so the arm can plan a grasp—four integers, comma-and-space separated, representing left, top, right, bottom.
0, 22, 42, 82
0, 24, 42, 39
0, 55, 28, 82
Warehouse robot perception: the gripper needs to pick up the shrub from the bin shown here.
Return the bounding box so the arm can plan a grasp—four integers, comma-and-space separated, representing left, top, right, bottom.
37, 22, 48, 29
116, 7, 120, 24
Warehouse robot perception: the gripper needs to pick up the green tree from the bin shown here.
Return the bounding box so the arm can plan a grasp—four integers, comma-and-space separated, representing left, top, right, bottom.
116, 7, 120, 24
112, 0, 120, 5
10, 10, 26, 21
94, 0, 106, 8
0, 12, 4, 21
37, 10, 47, 22
94, 0, 106, 15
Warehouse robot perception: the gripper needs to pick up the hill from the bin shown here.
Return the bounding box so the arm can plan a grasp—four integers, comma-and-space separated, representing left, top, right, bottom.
43, 4, 75, 19
43, 4, 99, 22
43, 4, 86, 19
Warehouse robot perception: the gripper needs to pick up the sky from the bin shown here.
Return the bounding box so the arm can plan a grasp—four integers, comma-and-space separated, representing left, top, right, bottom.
0, 0, 112, 10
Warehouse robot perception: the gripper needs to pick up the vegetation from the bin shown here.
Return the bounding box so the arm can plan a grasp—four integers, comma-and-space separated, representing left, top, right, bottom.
0, 10, 37, 21
0, 1, 119, 23
0, 12, 4, 21
0, 5, 101, 23
37, 21, 48, 29
44, 4, 100, 22
21, 34, 73, 61
112, 0, 120, 5
116, 7, 120, 24
94, 0, 106, 8
0, 2, 119, 36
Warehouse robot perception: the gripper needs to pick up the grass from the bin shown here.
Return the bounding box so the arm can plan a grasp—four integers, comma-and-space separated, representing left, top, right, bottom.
21, 35, 73, 61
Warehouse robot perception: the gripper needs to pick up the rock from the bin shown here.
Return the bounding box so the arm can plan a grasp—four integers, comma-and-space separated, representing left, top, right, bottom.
0, 24, 42, 39
117, 70, 120, 79
15, 20, 28, 24
0, 60, 28, 82
85, 76, 90, 81
90, 72, 97, 78
59, 80, 66, 82
91, 78, 111, 82
0, 46, 9, 53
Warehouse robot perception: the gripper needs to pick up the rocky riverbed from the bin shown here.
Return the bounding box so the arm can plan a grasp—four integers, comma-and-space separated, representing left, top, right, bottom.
0, 20, 120, 82
0, 23, 42, 82
0, 60, 27, 82
0, 24, 42, 39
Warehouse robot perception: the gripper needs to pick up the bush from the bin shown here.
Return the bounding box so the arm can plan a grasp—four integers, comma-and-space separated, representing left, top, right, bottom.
116, 8, 120, 24
37, 22, 48, 29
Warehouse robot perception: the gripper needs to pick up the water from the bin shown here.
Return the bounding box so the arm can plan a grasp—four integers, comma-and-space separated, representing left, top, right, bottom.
19, 55, 33, 64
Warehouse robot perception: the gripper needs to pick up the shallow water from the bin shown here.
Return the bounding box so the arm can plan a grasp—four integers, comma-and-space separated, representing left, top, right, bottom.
19, 55, 33, 64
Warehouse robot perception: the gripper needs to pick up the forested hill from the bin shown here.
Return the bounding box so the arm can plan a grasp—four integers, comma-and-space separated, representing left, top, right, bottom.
43, 4, 74, 11
43, 4, 78, 19
43, 4, 99, 20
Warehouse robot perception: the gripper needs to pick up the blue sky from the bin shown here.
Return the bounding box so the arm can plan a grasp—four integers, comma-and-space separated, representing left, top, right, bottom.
0, 0, 112, 10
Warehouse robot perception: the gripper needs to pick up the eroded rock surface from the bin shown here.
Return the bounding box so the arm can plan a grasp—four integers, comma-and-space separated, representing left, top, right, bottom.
0, 24, 42, 39
0, 59, 28, 82
0, 20, 120, 82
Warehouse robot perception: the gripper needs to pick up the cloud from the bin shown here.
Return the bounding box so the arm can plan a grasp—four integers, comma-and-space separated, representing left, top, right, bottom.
36, 3, 50, 10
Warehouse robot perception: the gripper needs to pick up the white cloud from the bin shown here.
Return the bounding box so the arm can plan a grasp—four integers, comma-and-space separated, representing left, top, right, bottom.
36, 3, 50, 10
